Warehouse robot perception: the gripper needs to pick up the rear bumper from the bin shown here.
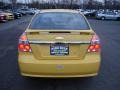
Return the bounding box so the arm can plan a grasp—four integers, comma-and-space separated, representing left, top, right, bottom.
7, 16, 14, 20
18, 53, 100, 78
21, 73, 98, 78
0, 19, 7, 22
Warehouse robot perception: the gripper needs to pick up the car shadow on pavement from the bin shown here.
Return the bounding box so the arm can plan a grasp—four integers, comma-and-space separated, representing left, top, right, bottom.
17, 76, 97, 90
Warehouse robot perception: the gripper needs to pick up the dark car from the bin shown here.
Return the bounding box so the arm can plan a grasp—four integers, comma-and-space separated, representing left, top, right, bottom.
13, 11, 22, 19
0, 11, 7, 22
83, 10, 97, 17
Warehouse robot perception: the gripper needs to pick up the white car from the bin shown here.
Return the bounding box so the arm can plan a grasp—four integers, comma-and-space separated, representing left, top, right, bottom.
30, 8, 40, 14
96, 12, 120, 20
18, 8, 35, 15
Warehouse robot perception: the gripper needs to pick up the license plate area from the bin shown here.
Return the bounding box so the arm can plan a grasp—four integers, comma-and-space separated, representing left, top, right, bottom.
50, 43, 69, 56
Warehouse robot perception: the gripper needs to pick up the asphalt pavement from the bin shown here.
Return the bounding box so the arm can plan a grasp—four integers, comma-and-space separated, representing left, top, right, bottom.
0, 16, 120, 90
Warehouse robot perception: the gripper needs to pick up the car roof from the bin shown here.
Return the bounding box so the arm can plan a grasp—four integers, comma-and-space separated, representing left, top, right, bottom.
39, 9, 80, 14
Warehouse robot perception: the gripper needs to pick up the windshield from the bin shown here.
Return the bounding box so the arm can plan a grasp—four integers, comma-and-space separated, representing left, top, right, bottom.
29, 12, 90, 30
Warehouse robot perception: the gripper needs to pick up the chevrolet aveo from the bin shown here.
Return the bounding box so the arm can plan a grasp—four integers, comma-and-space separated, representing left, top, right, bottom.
18, 9, 101, 78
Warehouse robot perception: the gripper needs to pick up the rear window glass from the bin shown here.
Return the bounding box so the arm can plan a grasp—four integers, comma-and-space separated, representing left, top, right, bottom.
29, 12, 90, 30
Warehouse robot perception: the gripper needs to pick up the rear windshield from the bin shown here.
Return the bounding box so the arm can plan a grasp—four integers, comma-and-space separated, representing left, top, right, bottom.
29, 12, 90, 30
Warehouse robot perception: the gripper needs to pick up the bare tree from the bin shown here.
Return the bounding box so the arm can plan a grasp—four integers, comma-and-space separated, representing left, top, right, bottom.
104, 0, 107, 9
61, 0, 70, 8
88, 0, 93, 9
9, 0, 17, 4
9, 0, 17, 9
69, 0, 78, 8
0, 0, 4, 8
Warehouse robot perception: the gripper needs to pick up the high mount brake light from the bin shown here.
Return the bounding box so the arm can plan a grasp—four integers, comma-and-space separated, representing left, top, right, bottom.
18, 33, 32, 52
88, 34, 100, 53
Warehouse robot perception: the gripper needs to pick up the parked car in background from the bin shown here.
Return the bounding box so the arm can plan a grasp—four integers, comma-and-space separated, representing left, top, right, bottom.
18, 9, 100, 78
0, 10, 14, 20
5, 10, 22, 19
0, 11, 7, 22
30, 8, 40, 14
76, 9, 84, 12
17, 8, 35, 15
83, 10, 97, 17
96, 11, 120, 20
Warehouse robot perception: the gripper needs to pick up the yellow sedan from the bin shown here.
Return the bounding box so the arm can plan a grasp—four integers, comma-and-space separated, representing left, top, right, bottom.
18, 9, 101, 78
3, 12, 14, 20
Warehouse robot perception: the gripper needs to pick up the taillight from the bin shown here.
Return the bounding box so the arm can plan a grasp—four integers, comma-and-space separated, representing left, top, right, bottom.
18, 33, 32, 52
88, 34, 100, 53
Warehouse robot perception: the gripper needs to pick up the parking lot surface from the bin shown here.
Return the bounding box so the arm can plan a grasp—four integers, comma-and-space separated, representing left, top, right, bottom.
0, 16, 120, 90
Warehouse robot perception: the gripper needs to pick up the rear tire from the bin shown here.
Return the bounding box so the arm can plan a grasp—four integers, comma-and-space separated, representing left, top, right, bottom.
101, 17, 105, 20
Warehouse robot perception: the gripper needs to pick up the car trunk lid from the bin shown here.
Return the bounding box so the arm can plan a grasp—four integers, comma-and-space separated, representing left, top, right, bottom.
26, 30, 93, 60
